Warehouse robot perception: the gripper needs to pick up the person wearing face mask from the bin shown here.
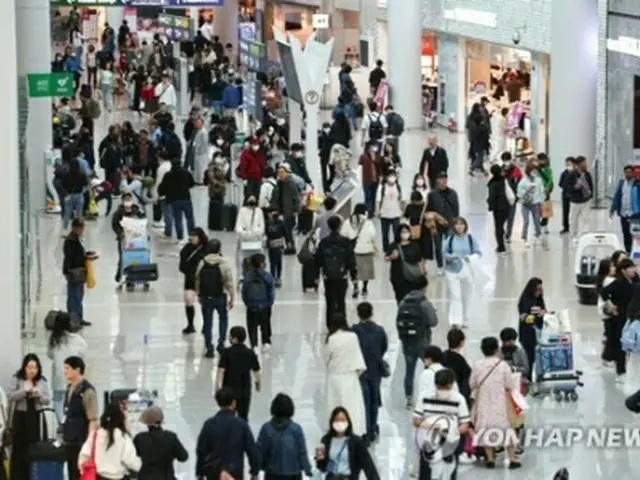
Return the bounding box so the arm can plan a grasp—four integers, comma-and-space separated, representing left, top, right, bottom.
319, 121, 334, 192
270, 164, 301, 254
375, 170, 404, 253
341, 203, 377, 297
111, 192, 146, 284
285, 143, 312, 186
386, 223, 425, 304
558, 157, 575, 235
315, 406, 380, 480
442, 218, 482, 328
119, 167, 146, 209
235, 194, 266, 281
191, 118, 210, 184
380, 141, 402, 178
239, 137, 268, 198
610, 164, 640, 252
487, 164, 512, 254
516, 161, 545, 248
500, 152, 523, 243
359, 141, 382, 218
536, 153, 554, 234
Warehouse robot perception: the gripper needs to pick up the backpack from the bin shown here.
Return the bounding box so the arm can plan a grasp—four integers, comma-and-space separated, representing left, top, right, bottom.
447, 235, 474, 254
621, 319, 640, 353
89, 99, 101, 120
243, 272, 269, 310
322, 244, 346, 280
368, 114, 384, 140
198, 263, 224, 297
387, 112, 405, 136
396, 294, 424, 339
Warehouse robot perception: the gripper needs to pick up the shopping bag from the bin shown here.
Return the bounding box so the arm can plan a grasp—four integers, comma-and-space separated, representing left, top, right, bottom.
85, 259, 96, 289
541, 200, 554, 219
79, 429, 98, 480
305, 191, 324, 212
88, 196, 99, 216
506, 391, 525, 428
510, 389, 529, 413
466, 254, 494, 293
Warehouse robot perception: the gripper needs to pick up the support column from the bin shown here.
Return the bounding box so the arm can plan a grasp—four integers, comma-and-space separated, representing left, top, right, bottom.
2, 0, 23, 388
16, 0, 51, 213
359, 0, 378, 66
387, 0, 422, 128
105, 7, 124, 30
213, 0, 239, 55
549, 0, 597, 195
436, 33, 466, 130
529, 53, 549, 154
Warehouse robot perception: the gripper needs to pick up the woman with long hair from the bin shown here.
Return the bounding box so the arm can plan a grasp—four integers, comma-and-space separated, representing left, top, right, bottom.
325, 314, 367, 438
315, 406, 380, 479
47, 313, 87, 418
517, 277, 546, 378
596, 258, 617, 365
386, 222, 424, 303
78, 402, 141, 479
8, 354, 51, 480
179, 227, 208, 335
341, 203, 377, 298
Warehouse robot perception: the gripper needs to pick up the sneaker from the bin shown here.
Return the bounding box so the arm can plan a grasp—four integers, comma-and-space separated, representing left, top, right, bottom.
362, 287, 369, 296
275, 278, 282, 288
571, 237, 579, 246
204, 348, 215, 359
559, 229, 569, 235
543, 227, 550, 235
437, 269, 445, 276
405, 396, 414, 410
216, 343, 225, 354
253, 346, 260, 356
182, 325, 196, 335
458, 453, 476, 464
524, 241, 531, 248
505, 238, 512, 244
615, 374, 627, 384
262, 343, 271, 353
80, 320, 92, 327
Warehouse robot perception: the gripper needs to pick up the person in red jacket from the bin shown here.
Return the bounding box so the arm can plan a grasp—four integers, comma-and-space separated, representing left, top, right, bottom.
239, 137, 267, 198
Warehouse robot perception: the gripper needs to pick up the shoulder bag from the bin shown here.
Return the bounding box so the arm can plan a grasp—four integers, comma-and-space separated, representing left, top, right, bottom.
469, 359, 502, 422
67, 267, 87, 285
80, 428, 98, 480
410, 202, 427, 240
350, 219, 365, 249
398, 244, 424, 283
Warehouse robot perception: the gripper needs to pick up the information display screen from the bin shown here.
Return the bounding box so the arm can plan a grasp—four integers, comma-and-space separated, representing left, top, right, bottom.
275, 41, 304, 104
315, 171, 358, 215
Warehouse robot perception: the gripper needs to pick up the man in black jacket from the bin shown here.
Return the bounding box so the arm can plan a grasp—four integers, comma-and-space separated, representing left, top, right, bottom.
426, 173, 459, 275
195, 387, 260, 480
111, 192, 146, 284
270, 164, 301, 254
368, 59, 386, 95
420, 136, 450, 190
63, 219, 92, 326
314, 215, 357, 327
158, 160, 196, 242
566, 155, 594, 244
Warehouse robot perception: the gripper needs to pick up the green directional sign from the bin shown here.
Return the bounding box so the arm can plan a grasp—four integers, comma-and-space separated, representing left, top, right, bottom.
27, 73, 75, 98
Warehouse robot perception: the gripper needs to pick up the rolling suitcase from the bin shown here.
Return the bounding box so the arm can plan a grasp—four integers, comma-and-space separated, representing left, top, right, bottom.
221, 183, 241, 231
297, 208, 314, 235
123, 263, 159, 282
301, 261, 319, 292
29, 408, 65, 480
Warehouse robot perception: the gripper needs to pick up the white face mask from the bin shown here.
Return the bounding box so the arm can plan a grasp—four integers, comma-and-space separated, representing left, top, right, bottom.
566, 165, 573, 171
244, 142, 250, 148
332, 421, 349, 433
416, 179, 424, 187
323, 128, 330, 134
216, 139, 224, 146
123, 201, 133, 208
387, 176, 396, 184
400, 232, 411, 241
251, 145, 260, 152
276, 118, 285, 126
261, 101, 267, 107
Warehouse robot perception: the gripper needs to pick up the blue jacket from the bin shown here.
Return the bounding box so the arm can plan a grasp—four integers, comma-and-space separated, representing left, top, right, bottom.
242, 269, 276, 311
352, 321, 388, 378
222, 85, 243, 109
611, 178, 640, 217
256, 419, 313, 477
64, 56, 82, 73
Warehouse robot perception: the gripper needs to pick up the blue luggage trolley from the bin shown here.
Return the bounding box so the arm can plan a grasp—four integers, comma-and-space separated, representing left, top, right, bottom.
119, 222, 159, 291
533, 331, 583, 401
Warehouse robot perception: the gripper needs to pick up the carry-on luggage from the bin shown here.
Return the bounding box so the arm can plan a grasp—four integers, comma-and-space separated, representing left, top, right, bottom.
534, 331, 583, 401
221, 183, 241, 231
301, 261, 319, 292
29, 408, 65, 480
297, 208, 314, 235
208, 198, 223, 230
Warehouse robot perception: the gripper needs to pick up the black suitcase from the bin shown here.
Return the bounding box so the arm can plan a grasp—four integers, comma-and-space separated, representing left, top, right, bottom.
124, 264, 159, 282
297, 208, 314, 235
221, 203, 239, 231
301, 261, 319, 291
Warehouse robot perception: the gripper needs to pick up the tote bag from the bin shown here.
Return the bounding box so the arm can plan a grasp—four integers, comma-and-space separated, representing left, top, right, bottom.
80, 429, 98, 480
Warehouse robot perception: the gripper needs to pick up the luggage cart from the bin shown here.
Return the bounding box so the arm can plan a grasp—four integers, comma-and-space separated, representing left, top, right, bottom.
532, 330, 583, 401
118, 218, 159, 292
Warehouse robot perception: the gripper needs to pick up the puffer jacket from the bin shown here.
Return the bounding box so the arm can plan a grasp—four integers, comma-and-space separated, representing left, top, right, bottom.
206, 161, 228, 199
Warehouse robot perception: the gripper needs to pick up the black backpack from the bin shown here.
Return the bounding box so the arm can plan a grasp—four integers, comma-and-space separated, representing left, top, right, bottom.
447, 235, 474, 254
387, 112, 405, 137
199, 263, 224, 297
244, 273, 268, 309
396, 294, 424, 339
368, 114, 384, 140
322, 244, 346, 280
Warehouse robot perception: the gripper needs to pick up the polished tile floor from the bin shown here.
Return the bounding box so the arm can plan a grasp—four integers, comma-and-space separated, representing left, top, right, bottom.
24, 108, 635, 479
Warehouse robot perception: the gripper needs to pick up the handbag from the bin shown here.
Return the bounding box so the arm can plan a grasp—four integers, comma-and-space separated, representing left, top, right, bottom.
85, 259, 96, 289
67, 266, 87, 284
80, 428, 98, 480
541, 200, 554, 219
398, 244, 424, 283
410, 202, 427, 240
469, 360, 502, 422
506, 391, 526, 428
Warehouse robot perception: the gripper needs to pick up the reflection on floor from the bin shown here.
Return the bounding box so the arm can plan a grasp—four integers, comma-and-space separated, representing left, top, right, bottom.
25, 109, 636, 479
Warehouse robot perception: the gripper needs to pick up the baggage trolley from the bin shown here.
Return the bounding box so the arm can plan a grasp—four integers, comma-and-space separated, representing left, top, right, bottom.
118, 218, 159, 292
532, 330, 583, 401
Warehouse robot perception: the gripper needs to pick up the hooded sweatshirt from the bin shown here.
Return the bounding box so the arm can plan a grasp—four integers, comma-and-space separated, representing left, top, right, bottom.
256, 418, 313, 477
194, 253, 234, 296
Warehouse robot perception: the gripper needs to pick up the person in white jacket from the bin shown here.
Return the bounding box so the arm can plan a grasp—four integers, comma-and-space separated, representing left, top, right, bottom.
235, 193, 265, 280
516, 162, 546, 247
258, 167, 277, 209
47, 313, 87, 419
191, 118, 209, 184
153, 151, 172, 229
154, 74, 177, 114
78, 403, 141, 480
341, 202, 377, 298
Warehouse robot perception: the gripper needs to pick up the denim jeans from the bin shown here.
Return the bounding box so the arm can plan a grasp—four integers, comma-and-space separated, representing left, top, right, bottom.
521, 203, 542, 240
360, 374, 381, 439
66, 281, 84, 319
163, 200, 173, 237
211, 100, 224, 117
268, 247, 283, 279
504, 204, 517, 240
363, 183, 378, 218
63, 193, 84, 229
200, 295, 229, 351
470, 150, 485, 171
171, 199, 195, 240
403, 348, 420, 397
380, 217, 400, 254
53, 389, 66, 420
100, 83, 112, 109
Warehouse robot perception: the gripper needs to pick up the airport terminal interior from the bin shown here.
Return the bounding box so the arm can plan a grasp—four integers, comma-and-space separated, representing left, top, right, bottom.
6, 0, 638, 478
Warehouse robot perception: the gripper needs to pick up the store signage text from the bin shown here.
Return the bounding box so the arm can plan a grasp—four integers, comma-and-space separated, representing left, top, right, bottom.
607, 36, 640, 58
50, 0, 225, 6
312, 14, 330, 29
444, 8, 497, 28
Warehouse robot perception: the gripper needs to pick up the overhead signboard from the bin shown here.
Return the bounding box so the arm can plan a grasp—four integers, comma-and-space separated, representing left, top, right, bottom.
157, 14, 194, 41
239, 38, 266, 73
50, 0, 225, 6
27, 73, 75, 98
